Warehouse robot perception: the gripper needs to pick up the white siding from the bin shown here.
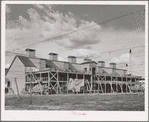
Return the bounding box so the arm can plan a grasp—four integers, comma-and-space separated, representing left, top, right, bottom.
81, 64, 90, 73
6, 57, 25, 94
40, 59, 46, 70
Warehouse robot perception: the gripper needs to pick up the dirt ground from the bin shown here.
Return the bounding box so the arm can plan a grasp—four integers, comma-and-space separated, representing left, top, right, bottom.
5, 93, 144, 111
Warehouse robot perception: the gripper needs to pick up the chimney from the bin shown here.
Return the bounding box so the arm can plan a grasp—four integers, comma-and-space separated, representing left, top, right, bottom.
25, 48, 36, 57
98, 61, 105, 67
109, 62, 116, 69
110, 62, 116, 74
68, 56, 77, 63
49, 53, 58, 61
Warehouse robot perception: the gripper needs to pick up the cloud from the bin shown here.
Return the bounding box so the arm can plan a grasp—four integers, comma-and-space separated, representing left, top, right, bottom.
110, 53, 136, 64
6, 5, 102, 50
72, 49, 101, 58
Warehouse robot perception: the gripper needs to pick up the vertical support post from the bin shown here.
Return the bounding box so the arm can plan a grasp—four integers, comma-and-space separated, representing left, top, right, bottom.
29, 73, 32, 104
135, 78, 137, 94
76, 73, 78, 79
48, 71, 49, 95
98, 82, 99, 95
121, 76, 123, 93
105, 75, 106, 93
57, 71, 58, 94
40, 73, 41, 81
126, 76, 127, 93
14, 78, 20, 99
67, 73, 69, 94
83, 74, 85, 93
111, 75, 112, 93
90, 75, 92, 94
130, 77, 132, 93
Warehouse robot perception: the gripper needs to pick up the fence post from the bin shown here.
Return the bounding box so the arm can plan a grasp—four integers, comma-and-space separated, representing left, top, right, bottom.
15, 78, 20, 99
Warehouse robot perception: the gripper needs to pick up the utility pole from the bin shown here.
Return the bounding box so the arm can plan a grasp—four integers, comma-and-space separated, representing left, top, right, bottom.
15, 78, 20, 99
129, 49, 132, 75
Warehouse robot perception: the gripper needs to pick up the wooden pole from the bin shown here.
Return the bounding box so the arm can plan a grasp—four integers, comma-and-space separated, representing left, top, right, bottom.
57, 71, 59, 94
116, 76, 117, 93
48, 72, 49, 95
67, 73, 69, 94
83, 74, 85, 94
14, 78, 20, 99
91, 68, 93, 94
105, 75, 106, 93
29, 73, 32, 105
76, 73, 78, 94
111, 76, 112, 93
98, 82, 99, 95
126, 77, 127, 93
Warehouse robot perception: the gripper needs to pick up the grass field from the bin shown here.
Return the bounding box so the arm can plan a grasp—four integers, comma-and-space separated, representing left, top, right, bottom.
5, 93, 144, 111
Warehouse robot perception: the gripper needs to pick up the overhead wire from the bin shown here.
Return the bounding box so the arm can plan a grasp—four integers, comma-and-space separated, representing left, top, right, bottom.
11, 9, 145, 51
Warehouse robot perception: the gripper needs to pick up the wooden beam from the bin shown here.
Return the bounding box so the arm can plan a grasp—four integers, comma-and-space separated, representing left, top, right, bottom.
105, 75, 106, 93
126, 76, 127, 93
90, 75, 92, 94
14, 78, 20, 99
67, 73, 69, 94
57, 71, 58, 94
48, 72, 50, 95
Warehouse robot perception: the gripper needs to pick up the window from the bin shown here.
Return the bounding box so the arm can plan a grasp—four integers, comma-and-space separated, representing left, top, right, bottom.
84, 68, 87, 72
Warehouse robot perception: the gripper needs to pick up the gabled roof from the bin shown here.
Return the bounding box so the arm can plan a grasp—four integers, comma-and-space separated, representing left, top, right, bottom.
69, 63, 77, 71
109, 62, 116, 65
98, 61, 105, 63
68, 56, 77, 58
5, 55, 36, 76
46, 60, 59, 69
81, 61, 97, 65
25, 48, 36, 51
5, 68, 9, 75
18, 56, 36, 67
49, 53, 58, 55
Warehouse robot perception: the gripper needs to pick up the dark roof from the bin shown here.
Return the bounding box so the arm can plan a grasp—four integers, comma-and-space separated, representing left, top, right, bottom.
81, 61, 97, 65
98, 61, 105, 63
109, 62, 116, 65
49, 53, 58, 55
25, 48, 36, 51
46, 60, 59, 69
5, 68, 9, 75
68, 56, 77, 58
97, 66, 127, 71
18, 56, 36, 67
69, 63, 77, 71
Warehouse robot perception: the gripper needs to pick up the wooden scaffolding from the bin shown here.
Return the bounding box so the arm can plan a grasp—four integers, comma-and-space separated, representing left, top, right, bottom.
25, 68, 92, 95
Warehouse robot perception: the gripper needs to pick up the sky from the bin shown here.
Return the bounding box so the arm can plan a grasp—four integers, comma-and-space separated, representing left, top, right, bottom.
5, 4, 145, 78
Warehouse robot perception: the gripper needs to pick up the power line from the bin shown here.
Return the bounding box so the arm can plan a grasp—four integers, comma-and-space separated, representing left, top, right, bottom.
100, 45, 145, 54
6, 45, 145, 58
11, 9, 144, 51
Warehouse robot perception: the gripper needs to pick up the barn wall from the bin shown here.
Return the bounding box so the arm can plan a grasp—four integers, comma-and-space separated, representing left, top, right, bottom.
6, 57, 25, 94
81, 64, 90, 73
96, 67, 104, 74
40, 59, 46, 70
